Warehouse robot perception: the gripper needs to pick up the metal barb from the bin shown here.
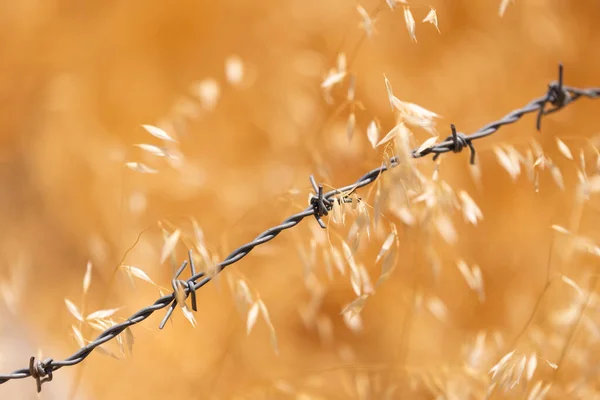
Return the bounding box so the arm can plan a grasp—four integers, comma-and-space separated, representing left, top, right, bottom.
537, 63, 572, 131
433, 124, 477, 165
309, 175, 332, 228
159, 260, 190, 329
188, 250, 197, 311
29, 357, 53, 393
1, 66, 599, 392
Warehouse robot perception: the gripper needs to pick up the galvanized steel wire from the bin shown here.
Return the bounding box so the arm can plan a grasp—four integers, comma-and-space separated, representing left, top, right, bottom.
1, 64, 599, 392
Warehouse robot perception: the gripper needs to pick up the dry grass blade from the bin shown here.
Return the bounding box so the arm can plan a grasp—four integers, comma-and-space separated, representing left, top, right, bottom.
526, 354, 537, 381
124, 327, 135, 355
174, 280, 187, 308
134, 144, 166, 157
560, 275, 585, 298
499, 0, 513, 17
82, 260, 92, 295
376, 245, 397, 287
225, 55, 244, 85
551, 224, 571, 235
367, 120, 379, 148
160, 229, 181, 264
347, 112, 356, 142
95, 344, 120, 360
377, 123, 401, 148
550, 165, 565, 190
125, 162, 158, 174
493, 146, 520, 180
247, 302, 260, 335
121, 265, 156, 286
403, 6, 417, 42
417, 136, 438, 155
375, 232, 396, 264
65, 298, 84, 322
191, 78, 220, 109
490, 350, 515, 378
340, 294, 369, 317
426, 296, 448, 322
459, 190, 483, 225
383, 74, 395, 111
555, 138, 573, 160
356, 5, 376, 38
258, 300, 279, 354
331, 246, 346, 276
347, 73, 356, 102
86, 308, 121, 321
181, 306, 197, 327
71, 325, 86, 348
321, 71, 346, 89
141, 124, 177, 142
422, 7, 440, 33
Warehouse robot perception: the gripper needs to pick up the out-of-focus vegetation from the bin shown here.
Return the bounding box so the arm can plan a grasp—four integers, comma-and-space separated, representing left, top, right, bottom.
1, 0, 600, 399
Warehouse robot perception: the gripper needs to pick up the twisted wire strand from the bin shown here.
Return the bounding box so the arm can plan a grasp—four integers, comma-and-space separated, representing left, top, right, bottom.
1, 65, 598, 392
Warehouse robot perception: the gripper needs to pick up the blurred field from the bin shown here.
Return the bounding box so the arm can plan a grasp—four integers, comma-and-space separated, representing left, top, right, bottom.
0, 0, 599, 399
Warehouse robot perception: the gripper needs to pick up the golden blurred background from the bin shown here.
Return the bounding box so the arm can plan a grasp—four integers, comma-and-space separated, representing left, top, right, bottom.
0, 0, 599, 398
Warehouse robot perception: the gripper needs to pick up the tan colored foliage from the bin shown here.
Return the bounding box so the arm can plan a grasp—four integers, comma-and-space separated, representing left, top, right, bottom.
0, 0, 599, 399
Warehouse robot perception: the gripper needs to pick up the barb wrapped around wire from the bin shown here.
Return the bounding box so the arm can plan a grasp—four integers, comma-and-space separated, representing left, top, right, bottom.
0, 63, 598, 393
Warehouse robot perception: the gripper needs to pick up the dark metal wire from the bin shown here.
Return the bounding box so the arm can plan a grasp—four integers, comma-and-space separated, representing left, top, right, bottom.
1, 64, 598, 392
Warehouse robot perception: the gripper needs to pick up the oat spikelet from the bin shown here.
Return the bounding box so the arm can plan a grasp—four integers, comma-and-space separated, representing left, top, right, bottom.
134, 144, 166, 157
322, 71, 346, 89
556, 137, 574, 160
225, 55, 244, 85
422, 7, 440, 33
347, 112, 356, 142
65, 299, 84, 322
499, 0, 514, 17
247, 302, 260, 335
82, 260, 92, 295
125, 162, 158, 174
86, 308, 120, 321
141, 124, 177, 143
356, 5, 376, 38
160, 229, 181, 264
121, 265, 156, 287
403, 6, 417, 42
459, 190, 483, 225
367, 120, 380, 148
417, 136, 438, 155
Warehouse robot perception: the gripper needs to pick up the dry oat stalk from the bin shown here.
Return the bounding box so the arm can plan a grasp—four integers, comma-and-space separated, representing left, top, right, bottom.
347, 112, 356, 142
499, 0, 514, 17
121, 265, 156, 287
160, 229, 181, 264
82, 261, 92, 295
555, 137, 574, 160
322, 71, 347, 90
422, 7, 440, 33
367, 120, 380, 148
403, 6, 417, 42
64, 299, 84, 322
356, 5, 376, 38
458, 191, 483, 225
225, 55, 244, 85
134, 143, 166, 157
141, 124, 177, 143
456, 259, 485, 302
86, 308, 120, 321
191, 78, 221, 110
493, 146, 520, 180
125, 162, 158, 174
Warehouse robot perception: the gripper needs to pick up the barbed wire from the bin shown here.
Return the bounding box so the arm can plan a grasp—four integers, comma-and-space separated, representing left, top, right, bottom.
1, 64, 598, 393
